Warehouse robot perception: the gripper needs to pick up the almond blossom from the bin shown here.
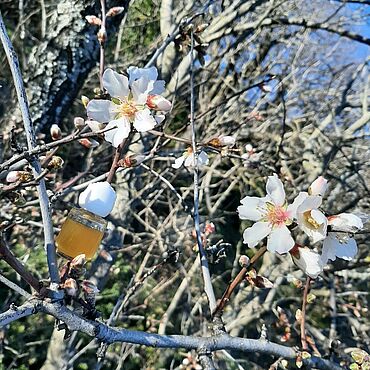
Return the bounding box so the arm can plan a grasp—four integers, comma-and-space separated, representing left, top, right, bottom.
237, 174, 295, 254
172, 148, 209, 169
289, 244, 324, 279
86, 67, 171, 147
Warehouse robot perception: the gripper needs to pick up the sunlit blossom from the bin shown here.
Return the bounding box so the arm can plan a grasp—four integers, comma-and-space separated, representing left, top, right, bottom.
237, 174, 295, 254
172, 148, 209, 169
86, 67, 171, 147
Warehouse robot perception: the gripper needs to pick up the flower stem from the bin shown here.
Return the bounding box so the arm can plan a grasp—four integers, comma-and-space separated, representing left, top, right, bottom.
301, 276, 312, 350
212, 246, 267, 317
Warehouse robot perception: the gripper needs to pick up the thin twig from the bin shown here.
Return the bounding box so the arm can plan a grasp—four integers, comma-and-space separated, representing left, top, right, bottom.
0, 12, 60, 287
301, 276, 312, 350
0, 273, 32, 298
213, 246, 267, 317
0, 236, 40, 292
189, 29, 216, 313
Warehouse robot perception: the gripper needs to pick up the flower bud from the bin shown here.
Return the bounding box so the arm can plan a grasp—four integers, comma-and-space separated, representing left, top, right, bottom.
79, 181, 116, 217
47, 156, 64, 169
239, 255, 250, 267
204, 221, 215, 235
245, 144, 254, 153
86, 120, 105, 132
118, 154, 146, 168
6, 170, 32, 183
97, 27, 107, 44
63, 278, 78, 297
85, 15, 101, 26
70, 254, 86, 269
50, 124, 62, 140
106, 6, 125, 17
78, 138, 99, 148
81, 95, 90, 108
146, 95, 172, 111
208, 136, 236, 147
195, 23, 209, 33
74, 117, 85, 130
290, 246, 323, 279
308, 176, 328, 196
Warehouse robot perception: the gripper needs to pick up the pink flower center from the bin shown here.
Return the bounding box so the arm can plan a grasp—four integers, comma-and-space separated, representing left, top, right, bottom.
266, 203, 291, 227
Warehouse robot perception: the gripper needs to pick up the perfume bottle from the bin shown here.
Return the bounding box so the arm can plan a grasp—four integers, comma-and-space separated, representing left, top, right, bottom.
56, 182, 116, 260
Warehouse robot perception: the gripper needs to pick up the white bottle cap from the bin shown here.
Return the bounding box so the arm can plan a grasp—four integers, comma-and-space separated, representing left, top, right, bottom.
78, 181, 116, 217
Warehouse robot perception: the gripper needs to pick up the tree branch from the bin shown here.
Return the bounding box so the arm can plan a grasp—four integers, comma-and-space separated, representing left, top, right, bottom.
0, 12, 60, 288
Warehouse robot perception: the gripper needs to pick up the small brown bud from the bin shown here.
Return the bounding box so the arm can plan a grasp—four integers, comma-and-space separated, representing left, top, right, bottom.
81, 280, 99, 295
50, 124, 62, 140
195, 23, 209, 33
47, 156, 64, 169
204, 221, 215, 235
78, 138, 99, 148
97, 27, 107, 44
106, 6, 124, 17
85, 15, 102, 26
6, 170, 33, 183
118, 154, 146, 168
74, 117, 85, 130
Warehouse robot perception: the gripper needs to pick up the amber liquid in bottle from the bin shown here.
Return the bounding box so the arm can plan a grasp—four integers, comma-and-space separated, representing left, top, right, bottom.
56, 208, 107, 260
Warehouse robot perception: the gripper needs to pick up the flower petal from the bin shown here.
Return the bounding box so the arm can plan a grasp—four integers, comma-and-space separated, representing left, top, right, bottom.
198, 151, 209, 166
328, 213, 363, 233
172, 155, 185, 169
127, 66, 158, 84
296, 195, 322, 213
86, 100, 117, 123
131, 77, 154, 105
267, 225, 295, 254
291, 247, 323, 279
103, 69, 129, 99
238, 196, 265, 221
243, 222, 271, 248
322, 233, 358, 263
133, 109, 156, 132
288, 192, 308, 219
266, 174, 285, 206
184, 153, 195, 167
104, 118, 130, 147
151, 80, 166, 95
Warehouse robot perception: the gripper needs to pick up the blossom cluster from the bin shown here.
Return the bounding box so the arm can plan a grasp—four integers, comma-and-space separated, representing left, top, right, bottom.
86, 67, 171, 147
238, 175, 365, 278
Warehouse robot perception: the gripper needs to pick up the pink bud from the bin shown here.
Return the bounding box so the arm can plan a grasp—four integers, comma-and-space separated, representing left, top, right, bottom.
308, 176, 328, 196
106, 6, 125, 17
146, 95, 172, 112
85, 15, 102, 26
6, 171, 20, 183
50, 124, 62, 140
219, 136, 236, 147
78, 138, 99, 148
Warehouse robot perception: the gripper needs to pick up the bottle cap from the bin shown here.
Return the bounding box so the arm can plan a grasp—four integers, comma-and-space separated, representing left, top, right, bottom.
78, 181, 116, 217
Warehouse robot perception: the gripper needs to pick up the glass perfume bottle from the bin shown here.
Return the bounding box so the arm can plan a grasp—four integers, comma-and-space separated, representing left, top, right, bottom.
56, 182, 116, 260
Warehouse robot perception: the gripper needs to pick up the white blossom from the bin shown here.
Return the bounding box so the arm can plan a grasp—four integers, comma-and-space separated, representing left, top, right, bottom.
172, 148, 209, 169
86, 67, 170, 147
237, 174, 295, 254
308, 176, 328, 196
